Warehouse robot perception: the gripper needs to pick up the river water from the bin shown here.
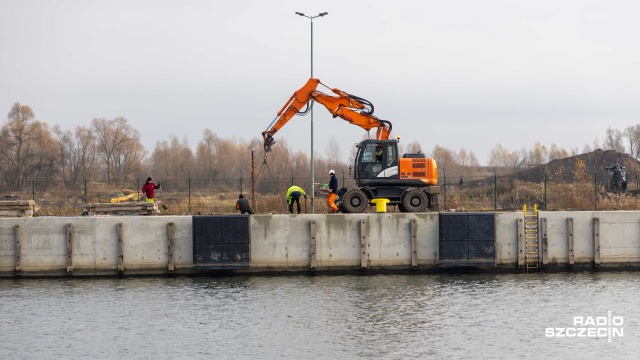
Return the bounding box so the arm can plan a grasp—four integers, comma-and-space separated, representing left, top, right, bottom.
1, 272, 638, 359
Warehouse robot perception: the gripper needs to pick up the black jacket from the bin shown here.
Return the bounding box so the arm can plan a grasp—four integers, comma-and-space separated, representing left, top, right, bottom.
236, 197, 253, 214
329, 175, 338, 194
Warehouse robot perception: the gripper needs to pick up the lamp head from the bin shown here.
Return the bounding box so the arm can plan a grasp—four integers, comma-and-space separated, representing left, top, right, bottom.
295, 12, 305, 16
319, 12, 328, 16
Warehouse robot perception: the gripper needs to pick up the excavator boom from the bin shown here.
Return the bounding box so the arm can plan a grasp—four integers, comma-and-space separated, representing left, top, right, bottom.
262, 78, 392, 151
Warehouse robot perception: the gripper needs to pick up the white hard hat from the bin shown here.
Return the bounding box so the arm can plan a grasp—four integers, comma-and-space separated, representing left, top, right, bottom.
329, 170, 335, 175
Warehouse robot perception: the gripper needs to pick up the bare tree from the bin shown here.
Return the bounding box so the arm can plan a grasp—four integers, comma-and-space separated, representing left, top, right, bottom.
548, 143, 568, 161
151, 135, 195, 184
325, 137, 342, 168
0, 102, 59, 190
528, 141, 548, 165
72, 126, 99, 185
624, 125, 640, 159
195, 129, 221, 182
487, 144, 510, 168
406, 140, 422, 153
467, 151, 480, 167
30, 121, 61, 186
92, 117, 146, 185
52, 125, 72, 186
604, 127, 625, 152
432, 145, 459, 175
455, 148, 479, 167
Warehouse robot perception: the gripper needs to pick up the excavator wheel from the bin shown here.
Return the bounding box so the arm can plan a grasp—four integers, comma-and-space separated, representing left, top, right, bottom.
397, 203, 407, 213
402, 189, 428, 212
340, 189, 369, 213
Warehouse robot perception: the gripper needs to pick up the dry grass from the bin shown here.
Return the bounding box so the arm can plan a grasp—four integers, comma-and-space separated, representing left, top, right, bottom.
443, 180, 640, 212
17, 180, 640, 216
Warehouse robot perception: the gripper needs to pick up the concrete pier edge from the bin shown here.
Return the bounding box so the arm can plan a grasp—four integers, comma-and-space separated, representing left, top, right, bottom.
1, 211, 639, 278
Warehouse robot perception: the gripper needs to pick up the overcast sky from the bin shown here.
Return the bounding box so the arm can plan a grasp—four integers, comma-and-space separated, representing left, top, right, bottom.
1, 0, 639, 165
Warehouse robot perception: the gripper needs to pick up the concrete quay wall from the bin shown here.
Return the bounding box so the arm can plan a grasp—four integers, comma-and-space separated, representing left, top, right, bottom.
1, 211, 639, 277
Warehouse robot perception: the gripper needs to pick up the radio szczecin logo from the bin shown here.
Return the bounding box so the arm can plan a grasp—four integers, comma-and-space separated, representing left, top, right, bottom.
545, 311, 623, 342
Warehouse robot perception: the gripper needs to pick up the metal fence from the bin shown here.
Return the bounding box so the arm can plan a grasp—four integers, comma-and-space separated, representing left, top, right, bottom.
440, 168, 640, 212
2, 167, 639, 215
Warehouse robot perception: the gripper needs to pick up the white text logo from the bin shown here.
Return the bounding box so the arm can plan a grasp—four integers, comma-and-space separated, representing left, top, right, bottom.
545, 311, 623, 343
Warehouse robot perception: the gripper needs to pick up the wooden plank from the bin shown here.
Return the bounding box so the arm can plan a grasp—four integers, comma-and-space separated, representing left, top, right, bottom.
310, 220, 317, 271
0, 200, 34, 206
117, 223, 124, 274
517, 218, 524, 269
360, 219, 368, 270
593, 217, 600, 268
411, 219, 418, 270
15, 225, 22, 274
0, 210, 30, 216
83, 202, 158, 216
66, 223, 73, 274
167, 222, 175, 272
0, 206, 33, 211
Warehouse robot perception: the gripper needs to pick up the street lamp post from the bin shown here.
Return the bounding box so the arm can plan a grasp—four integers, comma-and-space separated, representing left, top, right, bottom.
295, 11, 328, 214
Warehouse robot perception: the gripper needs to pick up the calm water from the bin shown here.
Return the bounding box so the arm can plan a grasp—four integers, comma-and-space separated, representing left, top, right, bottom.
1, 272, 638, 359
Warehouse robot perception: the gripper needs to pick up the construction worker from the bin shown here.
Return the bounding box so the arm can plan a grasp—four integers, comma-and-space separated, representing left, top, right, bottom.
141, 177, 161, 203
286, 185, 306, 214
236, 194, 253, 214
375, 144, 383, 162
328, 170, 339, 213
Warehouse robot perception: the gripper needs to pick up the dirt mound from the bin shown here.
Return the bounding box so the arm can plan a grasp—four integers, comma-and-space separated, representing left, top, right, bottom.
507, 149, 640, 183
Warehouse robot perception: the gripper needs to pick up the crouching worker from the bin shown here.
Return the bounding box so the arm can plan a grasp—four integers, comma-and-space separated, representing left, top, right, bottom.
236, 194, 253, 214
286, 185, 306, 214
141, 177, 160, 202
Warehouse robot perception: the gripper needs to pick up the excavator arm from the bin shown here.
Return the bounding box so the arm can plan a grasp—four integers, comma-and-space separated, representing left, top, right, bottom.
262, 78, 392, 152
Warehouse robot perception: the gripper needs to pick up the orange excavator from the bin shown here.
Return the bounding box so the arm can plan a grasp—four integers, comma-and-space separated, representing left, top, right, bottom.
262, 78, 440, 213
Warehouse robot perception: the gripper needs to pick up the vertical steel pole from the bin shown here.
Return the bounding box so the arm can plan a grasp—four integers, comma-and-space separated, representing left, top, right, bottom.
594, 167, 597, 211
494, 168, 497, 211
310, 18, 315, 214
544, 170, 547, 210
443, 169, 447, 210
83, 169, 87, 204
251, 151, 256, 212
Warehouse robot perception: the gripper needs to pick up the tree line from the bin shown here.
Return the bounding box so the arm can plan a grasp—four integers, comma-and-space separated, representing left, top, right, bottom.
0, 102, 348, 193
1, 101, 635, 193
484, 124, 640, 173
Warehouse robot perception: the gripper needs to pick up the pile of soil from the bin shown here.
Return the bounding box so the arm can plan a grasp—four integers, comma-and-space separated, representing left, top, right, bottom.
507, 149, 640, 183
478, 149, 640, 183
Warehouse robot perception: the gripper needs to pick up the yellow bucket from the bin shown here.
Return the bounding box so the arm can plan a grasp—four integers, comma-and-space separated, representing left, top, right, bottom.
371, 198, 390, 213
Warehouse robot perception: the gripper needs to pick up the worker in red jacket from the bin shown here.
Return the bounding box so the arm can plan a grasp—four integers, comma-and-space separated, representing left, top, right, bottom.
141, 177, 161, 202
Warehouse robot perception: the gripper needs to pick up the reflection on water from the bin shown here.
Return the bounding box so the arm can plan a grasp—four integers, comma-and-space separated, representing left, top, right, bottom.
1, 272, 639, 359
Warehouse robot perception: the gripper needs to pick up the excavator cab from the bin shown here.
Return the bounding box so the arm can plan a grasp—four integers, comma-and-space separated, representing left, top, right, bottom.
354, 140, 399, 182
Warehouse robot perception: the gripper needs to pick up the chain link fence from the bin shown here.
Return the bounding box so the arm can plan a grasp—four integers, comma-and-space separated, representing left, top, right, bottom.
2, 168, 639, 215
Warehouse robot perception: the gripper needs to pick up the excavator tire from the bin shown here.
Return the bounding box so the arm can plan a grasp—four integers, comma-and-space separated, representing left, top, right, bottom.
398, 203, 407, 213
402, 189, 428, 212
340, 189, 369, 213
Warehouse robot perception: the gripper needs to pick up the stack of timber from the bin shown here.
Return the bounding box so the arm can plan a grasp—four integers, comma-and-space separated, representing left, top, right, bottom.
84, 201, 159, 216
0, 200, 35, 217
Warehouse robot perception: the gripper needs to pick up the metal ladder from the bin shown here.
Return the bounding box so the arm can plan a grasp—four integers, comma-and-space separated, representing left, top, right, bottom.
523, 204, 539, 272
